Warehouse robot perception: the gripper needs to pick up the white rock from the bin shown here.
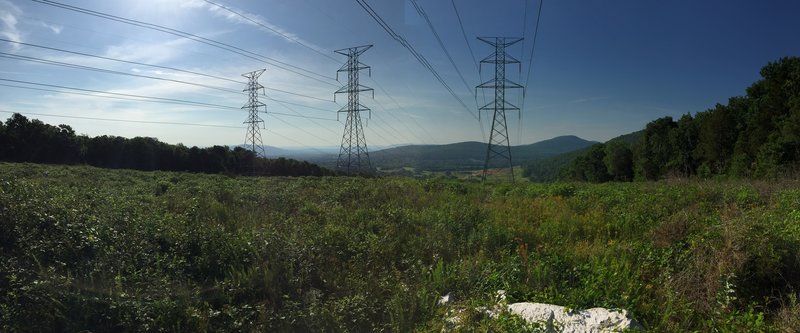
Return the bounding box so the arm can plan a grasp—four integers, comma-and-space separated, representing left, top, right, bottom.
438, 293, 453, 306
508, 302, 642, 332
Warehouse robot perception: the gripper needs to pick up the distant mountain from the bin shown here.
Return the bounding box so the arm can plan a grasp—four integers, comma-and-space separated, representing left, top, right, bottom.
370, 135, 597, 171
522, 131, 644, 182
517, 135, 600, 155
239, 136, 597, 172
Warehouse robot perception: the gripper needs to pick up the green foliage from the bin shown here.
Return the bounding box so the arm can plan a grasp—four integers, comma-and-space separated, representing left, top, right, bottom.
1, 163, 799, 331
603, 140, 634, 181
557, 57, 800, 182
522, 147, 589, 182
637, 117, 679, 180
0, 113, 333, 177
560, 144, 610, 182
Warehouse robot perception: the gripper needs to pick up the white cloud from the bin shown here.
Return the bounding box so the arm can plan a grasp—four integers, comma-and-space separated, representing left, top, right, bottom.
0, 0, 22, 51
36, 21, 62, 34
103, 37, 193, 64
188, 0, 328, 54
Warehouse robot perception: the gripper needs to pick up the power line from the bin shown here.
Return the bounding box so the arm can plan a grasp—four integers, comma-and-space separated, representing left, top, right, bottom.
208, 0, 443, 145
0, 79, 240, 110
0, 52, 244, 95
362, 118, 400, 147
0, 110, 243, 128
265, 94, 342, 140
450, 0, 488, 130
262, 86, 336, 104
0, 38, 336, 103
367, 110, 412, 144
450, 0, 480, 73
0, 83, 191, 106
263, 96, 336, 113
408, 0, 487, 143
262, 127, 333, 157
523, 0, 544, 89
271, 0, 440, 145
518, 0, 531, 146
268, 111, 338, 122
519, 0, 544, 144
350, 78, 424, 144
369, 78, 439, 143
1, 81, 340, 125
0, 37, 241, 84
203, 0, 338, 63
354, 0, 479, 124
266, 113, 331, 146
519, 0, 530, 80
369, 96, 425, 144
30, 0, 339, 86
408, 0, 473, 98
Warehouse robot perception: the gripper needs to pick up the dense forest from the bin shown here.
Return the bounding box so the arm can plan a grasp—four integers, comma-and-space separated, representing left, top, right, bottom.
554, 57, 800, 182
0, 113, 333, 177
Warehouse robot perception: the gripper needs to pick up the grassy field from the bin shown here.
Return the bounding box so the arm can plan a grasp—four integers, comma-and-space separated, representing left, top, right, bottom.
379, 166, 528, 183
1, 162, 799, 332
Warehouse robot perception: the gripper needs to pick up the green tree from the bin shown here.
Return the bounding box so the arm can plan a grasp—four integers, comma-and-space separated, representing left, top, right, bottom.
741, 57, 800, 168
635, 117, 677, 180
2, 113, 81, 164
85, 135, 126, 168
669, 113, 699, 176
603, 140, 633, 181
693, 104, 738, 174
564, 144, 610, 182
728, 96, 755, 177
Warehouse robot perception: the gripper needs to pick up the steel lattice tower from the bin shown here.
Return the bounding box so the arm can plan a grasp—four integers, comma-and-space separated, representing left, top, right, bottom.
242, 69, 267, 175
334, 45, 374, 175
476, 37, 524, 182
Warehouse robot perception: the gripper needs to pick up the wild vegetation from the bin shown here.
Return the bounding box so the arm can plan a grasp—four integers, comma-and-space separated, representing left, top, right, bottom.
0, 113, 332, 177
547, 57, 800, 182
1, 162, 798, 331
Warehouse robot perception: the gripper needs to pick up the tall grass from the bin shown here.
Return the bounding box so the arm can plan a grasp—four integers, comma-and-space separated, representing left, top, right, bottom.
1, 162, 798, 331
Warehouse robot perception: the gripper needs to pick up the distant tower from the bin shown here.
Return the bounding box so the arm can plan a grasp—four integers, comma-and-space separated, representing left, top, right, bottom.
242, 69, 267, 175
476, 37, 524, 182
334, 45, 374, 175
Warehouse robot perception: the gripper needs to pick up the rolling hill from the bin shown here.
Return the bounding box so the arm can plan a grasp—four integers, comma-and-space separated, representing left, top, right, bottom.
369, 135, 597, 171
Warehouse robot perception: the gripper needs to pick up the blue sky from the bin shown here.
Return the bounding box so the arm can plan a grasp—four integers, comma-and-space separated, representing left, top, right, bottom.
1, 0, 799, 149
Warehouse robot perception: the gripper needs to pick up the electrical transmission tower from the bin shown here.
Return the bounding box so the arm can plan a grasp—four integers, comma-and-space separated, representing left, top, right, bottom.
476, 37, 524, 182
242, 69, 267, 175
334, 45, 374, 175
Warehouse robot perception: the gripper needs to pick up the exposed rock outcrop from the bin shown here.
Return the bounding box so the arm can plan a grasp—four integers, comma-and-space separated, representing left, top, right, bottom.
507, 302, 642, 332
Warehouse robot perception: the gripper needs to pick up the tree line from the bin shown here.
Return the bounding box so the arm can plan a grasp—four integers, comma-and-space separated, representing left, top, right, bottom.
0, 114, 333, 177
555, 56, 800, 182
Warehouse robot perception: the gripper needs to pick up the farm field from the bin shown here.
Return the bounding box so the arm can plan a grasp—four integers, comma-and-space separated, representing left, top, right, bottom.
1, 162, 799, 332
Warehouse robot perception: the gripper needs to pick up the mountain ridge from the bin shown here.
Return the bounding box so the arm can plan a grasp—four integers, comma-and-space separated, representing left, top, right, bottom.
246, 135, 598, 172
368, 135, 597, 171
